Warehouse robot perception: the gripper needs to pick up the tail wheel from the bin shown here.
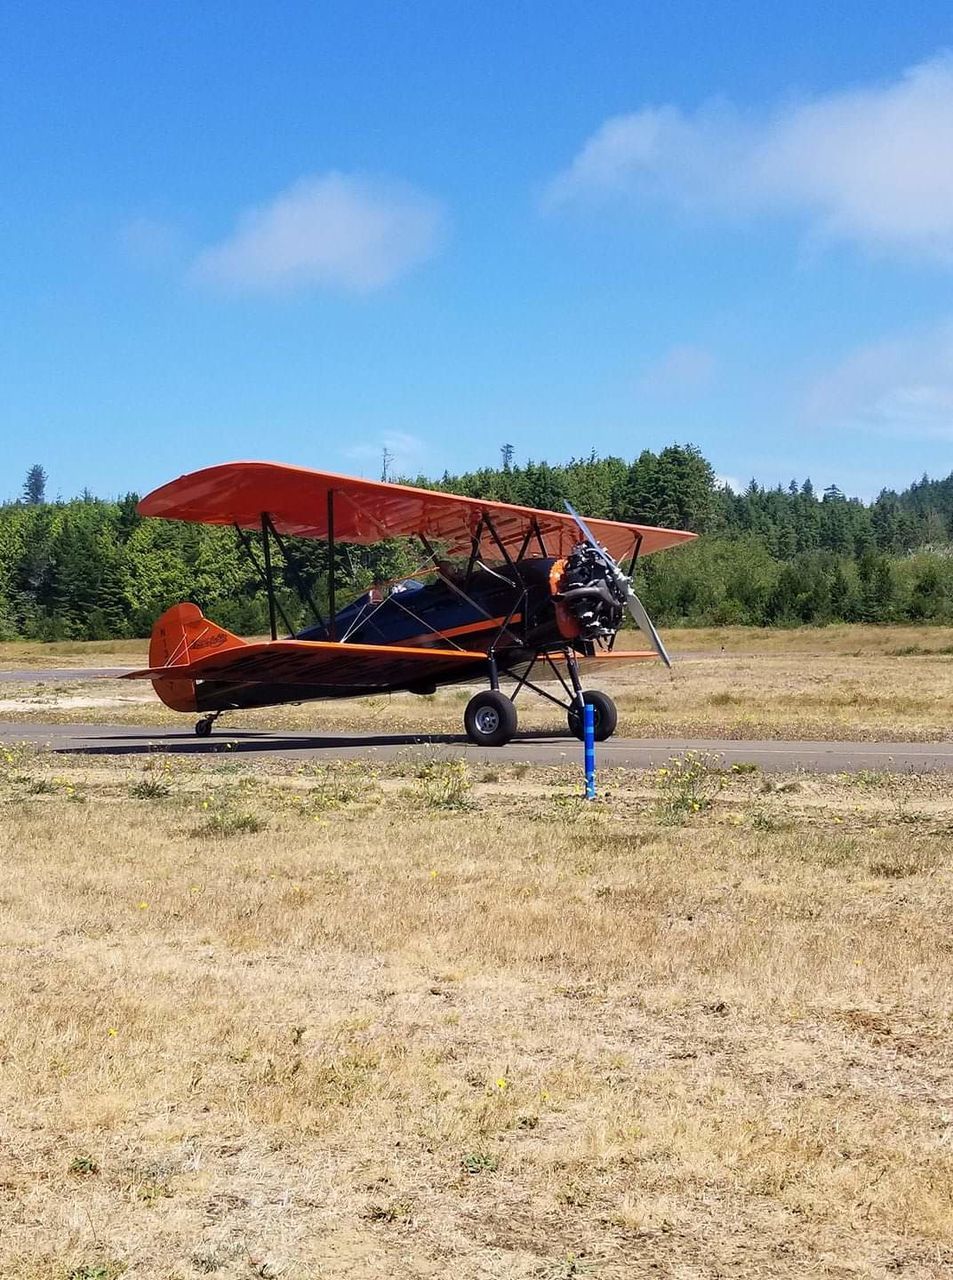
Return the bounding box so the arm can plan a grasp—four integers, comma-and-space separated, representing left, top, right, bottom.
567, 690, 618, 742
464, 690, 518, 747
195, 717, 214, 738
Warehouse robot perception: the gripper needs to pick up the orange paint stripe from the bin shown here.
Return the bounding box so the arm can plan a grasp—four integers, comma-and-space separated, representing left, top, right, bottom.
123, 637, 490, 679
402, 613, 523, 647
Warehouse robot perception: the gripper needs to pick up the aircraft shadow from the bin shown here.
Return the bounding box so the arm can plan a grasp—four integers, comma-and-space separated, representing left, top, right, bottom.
56, 728, 569, 758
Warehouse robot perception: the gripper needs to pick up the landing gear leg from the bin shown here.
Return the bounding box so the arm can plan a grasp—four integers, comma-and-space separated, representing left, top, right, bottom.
563, 649, 618, 741
195, 712, 221, 738
565, 649, 586, 718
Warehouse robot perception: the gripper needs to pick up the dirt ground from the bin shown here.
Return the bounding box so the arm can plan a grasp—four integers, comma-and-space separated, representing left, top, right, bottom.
2, 745, 953, 1278
3, 625, 953, 741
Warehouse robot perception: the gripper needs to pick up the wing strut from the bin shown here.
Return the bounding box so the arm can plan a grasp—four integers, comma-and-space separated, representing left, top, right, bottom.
481, 510, 516, 569
233, 521, 295, 639
625, 532, 643, 578
416, 533, 496, 626
327, 489, 336, 640
532, 518, 549, 557
463, 516, 485, 588
260, 512, 279, 640
264, 514, 325, 630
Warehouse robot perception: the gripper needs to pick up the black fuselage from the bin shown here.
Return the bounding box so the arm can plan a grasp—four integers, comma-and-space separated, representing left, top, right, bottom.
193, 557, 581, 713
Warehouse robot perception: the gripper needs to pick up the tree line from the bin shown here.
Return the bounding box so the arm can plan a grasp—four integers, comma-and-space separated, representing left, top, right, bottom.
3, 446, 953, 641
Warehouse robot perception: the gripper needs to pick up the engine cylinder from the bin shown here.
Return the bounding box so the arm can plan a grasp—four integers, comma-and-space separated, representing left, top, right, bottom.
555, 543, 626, 639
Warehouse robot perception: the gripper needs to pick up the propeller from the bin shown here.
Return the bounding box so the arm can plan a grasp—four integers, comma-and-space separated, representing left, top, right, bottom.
563, 501, 672, 669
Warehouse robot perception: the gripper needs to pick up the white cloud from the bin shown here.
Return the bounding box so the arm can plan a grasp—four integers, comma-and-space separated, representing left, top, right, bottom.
192, 173, 446, 295
546, 54, 953, 261
714, 474, 742, 493
806, 322, 953, 438
639, 343, 716, 395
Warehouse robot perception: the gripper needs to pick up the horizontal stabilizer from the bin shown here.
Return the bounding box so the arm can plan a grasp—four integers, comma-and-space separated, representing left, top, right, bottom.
126, 633, 488, 691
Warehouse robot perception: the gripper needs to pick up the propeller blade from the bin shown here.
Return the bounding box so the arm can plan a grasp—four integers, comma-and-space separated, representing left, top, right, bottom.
563, 501, 611, 564
623, 582, 672, 669
563, 500, 672, 668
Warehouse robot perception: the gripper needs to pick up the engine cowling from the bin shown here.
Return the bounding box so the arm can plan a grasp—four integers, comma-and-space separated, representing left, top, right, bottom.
553, 542, 626, 640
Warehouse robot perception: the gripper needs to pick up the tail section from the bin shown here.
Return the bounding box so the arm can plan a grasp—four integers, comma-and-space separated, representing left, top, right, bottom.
148, 602, 245, 712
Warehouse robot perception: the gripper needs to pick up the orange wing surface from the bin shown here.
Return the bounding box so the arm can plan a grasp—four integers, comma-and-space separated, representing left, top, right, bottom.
125, 638, 486, 689
124, 602, 489, 712
137, 462, 696, 563
126, 644, 657, 687
546, 649, 660, 675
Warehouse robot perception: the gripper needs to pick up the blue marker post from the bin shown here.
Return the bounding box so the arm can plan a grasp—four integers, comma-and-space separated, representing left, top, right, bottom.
583, 701, 596, 800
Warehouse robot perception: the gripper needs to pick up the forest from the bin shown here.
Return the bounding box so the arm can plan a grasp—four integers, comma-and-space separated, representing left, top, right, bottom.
3, 447, 953, 640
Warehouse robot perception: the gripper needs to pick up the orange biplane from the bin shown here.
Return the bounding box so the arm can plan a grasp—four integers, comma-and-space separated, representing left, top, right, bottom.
125, 462, 695, 746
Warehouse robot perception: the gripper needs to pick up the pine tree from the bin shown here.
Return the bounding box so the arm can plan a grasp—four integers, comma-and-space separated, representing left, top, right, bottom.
22, 465, 47, 505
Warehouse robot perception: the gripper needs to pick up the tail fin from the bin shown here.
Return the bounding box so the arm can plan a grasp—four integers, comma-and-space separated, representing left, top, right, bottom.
148, 602, 245, 712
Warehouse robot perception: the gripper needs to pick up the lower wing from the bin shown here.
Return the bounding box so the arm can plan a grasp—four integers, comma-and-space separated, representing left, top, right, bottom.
124, 638, 488, 690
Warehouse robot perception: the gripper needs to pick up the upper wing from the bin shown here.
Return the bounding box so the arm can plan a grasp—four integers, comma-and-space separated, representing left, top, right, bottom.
124, 638, 487, 689
137, 461, 697, 564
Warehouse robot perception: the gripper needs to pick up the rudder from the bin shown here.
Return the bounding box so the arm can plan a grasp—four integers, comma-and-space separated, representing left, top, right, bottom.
148, 603, 245, 712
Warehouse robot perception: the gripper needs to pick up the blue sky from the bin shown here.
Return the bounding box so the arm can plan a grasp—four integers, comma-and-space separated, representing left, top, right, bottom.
3, 2, 953, 503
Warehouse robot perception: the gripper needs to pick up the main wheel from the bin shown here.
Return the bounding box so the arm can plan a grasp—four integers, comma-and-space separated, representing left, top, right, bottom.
567, 690, 618, 742
195, 718, 213, 738
464, 690, 518, 747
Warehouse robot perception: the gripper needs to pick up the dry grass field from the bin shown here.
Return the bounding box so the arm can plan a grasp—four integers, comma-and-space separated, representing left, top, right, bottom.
3, 743, 953, 1278
0, 639, 150, 669
4, 625, 953, 741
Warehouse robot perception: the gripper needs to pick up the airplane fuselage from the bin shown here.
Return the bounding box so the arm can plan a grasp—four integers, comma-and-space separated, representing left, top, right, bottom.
192, 557, 589, 713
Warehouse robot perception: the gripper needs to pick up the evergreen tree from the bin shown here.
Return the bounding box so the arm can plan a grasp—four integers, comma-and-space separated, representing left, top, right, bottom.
22, 465, 47, 505
5, 447, 953, 637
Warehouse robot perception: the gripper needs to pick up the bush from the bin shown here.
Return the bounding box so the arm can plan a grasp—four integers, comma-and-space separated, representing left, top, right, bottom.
416, 758, 473, 810
655, 752, 723, 824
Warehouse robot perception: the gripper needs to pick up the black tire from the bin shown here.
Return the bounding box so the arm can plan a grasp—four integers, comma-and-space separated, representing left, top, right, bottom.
464, 690, 518, 747
195, 718, 213, 738
568, 690, 618, 742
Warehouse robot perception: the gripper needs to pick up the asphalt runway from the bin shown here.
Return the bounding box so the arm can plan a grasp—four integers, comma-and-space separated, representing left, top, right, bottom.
0, 668, 133, 682
3, 720, 953, 772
